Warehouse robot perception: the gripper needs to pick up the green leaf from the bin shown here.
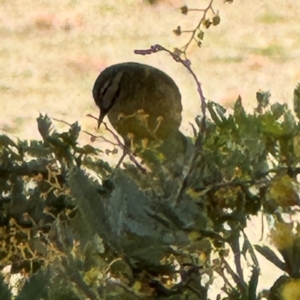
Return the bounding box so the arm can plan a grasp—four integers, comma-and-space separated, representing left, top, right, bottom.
75, 144, 99, 155
256, 90, 270, 113
36, 114, 54, 139
259, 113, 283, 136
254, 245, 286, 271
0, 135, 18, 149
207, 101, 227, 126
234, 96, 247, 125
68, 121, 81, 143
271, 102, 287, 120
248, 266, 259, 300
293, 83, 300, 120
282, 110, 296, 136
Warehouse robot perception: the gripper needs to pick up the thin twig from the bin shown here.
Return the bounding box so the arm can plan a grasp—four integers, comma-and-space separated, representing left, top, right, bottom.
241, 229, 260, 270
180, 0, 214, 53
134, 44, 206, 129
53, 116, 146, 173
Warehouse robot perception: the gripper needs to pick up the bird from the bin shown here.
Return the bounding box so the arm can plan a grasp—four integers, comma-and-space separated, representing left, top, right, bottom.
92, 62, 183, 153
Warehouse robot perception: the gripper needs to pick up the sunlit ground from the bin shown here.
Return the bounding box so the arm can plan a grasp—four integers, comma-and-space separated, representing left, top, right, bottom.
1, 0, 299, 297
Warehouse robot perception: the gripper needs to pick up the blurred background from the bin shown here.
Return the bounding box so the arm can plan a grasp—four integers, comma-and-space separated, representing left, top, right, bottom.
1, 0, 299, 139
1, 0, 299, 296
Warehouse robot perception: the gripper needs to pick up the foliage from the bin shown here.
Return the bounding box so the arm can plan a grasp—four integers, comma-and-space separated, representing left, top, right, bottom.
1, 84, 300, 299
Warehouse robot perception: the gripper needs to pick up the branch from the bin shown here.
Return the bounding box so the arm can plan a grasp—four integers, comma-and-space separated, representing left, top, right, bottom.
134, 44, 206, 132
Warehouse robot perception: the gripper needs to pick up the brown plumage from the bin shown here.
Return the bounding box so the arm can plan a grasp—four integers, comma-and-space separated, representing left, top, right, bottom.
92, 62, 183, 150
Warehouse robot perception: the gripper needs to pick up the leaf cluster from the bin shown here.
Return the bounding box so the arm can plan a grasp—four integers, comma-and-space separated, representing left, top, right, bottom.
1, 85, 300, 299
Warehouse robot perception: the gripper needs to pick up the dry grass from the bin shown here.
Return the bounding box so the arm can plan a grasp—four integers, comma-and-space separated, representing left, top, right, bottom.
2, 0, 299, 139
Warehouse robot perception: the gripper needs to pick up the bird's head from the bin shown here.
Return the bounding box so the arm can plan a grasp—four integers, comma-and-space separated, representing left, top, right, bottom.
93, 67, 125, 128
